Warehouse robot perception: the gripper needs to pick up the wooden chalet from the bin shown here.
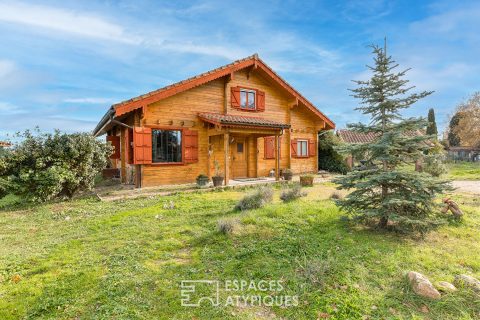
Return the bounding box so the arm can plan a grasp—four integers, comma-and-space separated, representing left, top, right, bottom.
93, 54, 335, 187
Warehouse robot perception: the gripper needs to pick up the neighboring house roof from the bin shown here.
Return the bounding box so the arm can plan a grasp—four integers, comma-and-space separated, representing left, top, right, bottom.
198, 112, 290, 129
0, 141, 11, 147
93, 54, 334, 136
336, 129, 378, 144
337, 129, 426, 144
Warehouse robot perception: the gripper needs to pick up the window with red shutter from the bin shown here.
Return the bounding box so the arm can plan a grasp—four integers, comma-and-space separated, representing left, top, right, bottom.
106, 135, 120, 159
184, 129, 199, 163
133, 127, 152, 164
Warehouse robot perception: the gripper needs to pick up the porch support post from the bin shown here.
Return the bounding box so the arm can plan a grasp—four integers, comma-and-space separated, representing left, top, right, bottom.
207, 136, 212, 179
275, 134, 280, 181
224, 132, 230, 185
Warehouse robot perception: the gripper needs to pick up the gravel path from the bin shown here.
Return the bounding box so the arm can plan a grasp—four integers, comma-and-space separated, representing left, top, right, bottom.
452, 180, 480, 194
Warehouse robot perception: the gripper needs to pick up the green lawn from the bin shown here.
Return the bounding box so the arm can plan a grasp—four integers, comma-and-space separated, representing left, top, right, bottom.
446, 162, 480, 180
0, 185, 479, 319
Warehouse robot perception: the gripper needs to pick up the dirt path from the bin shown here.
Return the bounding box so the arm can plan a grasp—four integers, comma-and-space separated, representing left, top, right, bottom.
452, 180, 480, 194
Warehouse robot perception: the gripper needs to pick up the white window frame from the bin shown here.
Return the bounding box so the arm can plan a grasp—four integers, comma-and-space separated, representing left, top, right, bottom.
297, 139, 308, 157
240, 89, 256, 110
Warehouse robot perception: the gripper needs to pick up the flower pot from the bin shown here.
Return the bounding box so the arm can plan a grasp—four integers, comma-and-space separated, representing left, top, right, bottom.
212, 176, 224, 187
196, 176, 210, 187
300, 175, 314, 187
283, 172, 293, 181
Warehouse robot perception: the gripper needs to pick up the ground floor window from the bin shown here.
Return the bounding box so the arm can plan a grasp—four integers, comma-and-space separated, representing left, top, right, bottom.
152, 130, 182, 163
297, 139, 308, 157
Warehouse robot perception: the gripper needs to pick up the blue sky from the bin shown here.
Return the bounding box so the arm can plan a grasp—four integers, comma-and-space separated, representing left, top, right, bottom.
0, 0, 479, 140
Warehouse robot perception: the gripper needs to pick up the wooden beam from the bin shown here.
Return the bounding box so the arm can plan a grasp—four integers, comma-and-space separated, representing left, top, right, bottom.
275, 135, 280, 181
224, 132, 230, 186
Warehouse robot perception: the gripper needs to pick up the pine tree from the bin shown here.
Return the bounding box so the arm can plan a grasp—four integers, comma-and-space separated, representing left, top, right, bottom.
334, 42, 451, 233
426, 108, 438, 138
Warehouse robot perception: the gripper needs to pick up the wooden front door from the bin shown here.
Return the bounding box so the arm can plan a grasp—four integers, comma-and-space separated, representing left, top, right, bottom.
231, 137, 248, 178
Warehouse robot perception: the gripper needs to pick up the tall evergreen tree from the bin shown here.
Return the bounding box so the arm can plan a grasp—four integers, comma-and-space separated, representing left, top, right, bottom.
448, 113, 461, 147
334, 42, 451, 233
426, 108, 438, 138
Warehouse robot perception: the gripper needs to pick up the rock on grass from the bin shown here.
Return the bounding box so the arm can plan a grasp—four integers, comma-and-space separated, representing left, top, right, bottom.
407, 271, 441, 299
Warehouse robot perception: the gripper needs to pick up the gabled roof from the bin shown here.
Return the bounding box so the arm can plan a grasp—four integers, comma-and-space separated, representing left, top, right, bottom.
198, 112, 290, 129
111, 54, 334, 128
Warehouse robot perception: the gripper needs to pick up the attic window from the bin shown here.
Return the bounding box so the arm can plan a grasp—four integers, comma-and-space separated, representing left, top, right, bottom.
240, 89, 256, 110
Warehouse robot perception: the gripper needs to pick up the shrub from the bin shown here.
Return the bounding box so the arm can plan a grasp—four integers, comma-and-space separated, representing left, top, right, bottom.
235, 186, 273, 211
423, 154, 447, 177
0, 129, 112, 202
330, 191, 344, 200
217, 218, 239, 234
280, 184, 306, 202
318, 131, 349, 174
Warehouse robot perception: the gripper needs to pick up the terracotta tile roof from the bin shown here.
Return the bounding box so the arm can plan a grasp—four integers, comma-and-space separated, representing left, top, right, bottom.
337, 129, 378, 144
0, 141, 11, 147
109, 54, 334, 129
337, 129, 425, 144
198, 112, 290, 129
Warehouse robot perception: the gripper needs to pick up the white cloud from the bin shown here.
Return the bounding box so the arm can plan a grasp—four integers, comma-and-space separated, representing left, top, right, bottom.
63, 97, 116, 104
0, 101, 27, 115
0, 1, 141, 44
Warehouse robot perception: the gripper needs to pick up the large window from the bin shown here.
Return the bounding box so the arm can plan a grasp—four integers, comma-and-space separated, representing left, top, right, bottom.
297, 139, 308, 157
152, 130, 182, 163
240, 89, 256, 110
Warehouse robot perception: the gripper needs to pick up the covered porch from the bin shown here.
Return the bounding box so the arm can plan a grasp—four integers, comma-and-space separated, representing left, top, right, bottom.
198, 112, 291, 185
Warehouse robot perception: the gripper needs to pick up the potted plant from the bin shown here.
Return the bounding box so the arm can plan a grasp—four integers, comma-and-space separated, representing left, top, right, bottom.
300, 173, 314, 186
282, 168, 293, 181
212, 160, 224, 187
196, 174, 209, 187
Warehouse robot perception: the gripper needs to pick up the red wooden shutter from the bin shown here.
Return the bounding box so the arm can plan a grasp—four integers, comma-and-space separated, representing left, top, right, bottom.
133, 127, 152, 164
308, 139, 316, 157
106, 135, 120, 159
264, 136, 275, 159
256, 90, 265, 112
184, 129, 199, 163
231, 87, 241, 109
291, 139, 298, 158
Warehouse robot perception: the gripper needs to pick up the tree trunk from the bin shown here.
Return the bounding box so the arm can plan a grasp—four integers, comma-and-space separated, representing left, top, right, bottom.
378, 216, 388, 228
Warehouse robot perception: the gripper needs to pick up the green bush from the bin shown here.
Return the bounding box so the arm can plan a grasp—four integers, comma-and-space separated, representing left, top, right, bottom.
0, 129, 112, 202
318, 131, 349, 174
423, 154, 447, 177
235, 186, 273, 211
280, 184, 306, 202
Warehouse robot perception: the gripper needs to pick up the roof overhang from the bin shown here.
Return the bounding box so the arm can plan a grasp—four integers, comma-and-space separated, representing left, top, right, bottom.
198, 112, 290, 130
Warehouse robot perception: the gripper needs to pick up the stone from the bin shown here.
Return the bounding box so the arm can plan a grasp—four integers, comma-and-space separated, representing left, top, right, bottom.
435, 281, 457, 293
453, 274, 480, 292
407, 271, 441, 299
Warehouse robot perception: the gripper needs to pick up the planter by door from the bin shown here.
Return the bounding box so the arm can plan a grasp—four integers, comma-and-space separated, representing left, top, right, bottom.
212, 176, 224, 187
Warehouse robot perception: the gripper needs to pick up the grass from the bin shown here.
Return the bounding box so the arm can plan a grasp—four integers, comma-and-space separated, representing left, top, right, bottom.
446, 162, 480, 180
0, 185, 479, 319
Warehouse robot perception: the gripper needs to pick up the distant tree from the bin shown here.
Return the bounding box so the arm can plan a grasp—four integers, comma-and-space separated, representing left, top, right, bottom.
426, 108, 438, 138
334, 42, 451, 234
452, 92, 480, 148
0, 129, 112, 202
448, 113, 462, 147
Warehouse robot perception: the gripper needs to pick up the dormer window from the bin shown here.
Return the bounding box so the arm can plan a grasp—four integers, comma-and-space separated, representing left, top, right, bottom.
240, 89, 256, 110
